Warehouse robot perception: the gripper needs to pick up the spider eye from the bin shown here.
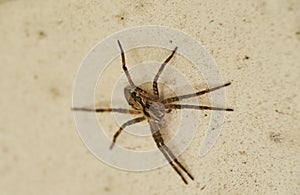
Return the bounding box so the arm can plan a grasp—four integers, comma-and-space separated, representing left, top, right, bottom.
131, 92, 137, 97
131, 92, 143, 103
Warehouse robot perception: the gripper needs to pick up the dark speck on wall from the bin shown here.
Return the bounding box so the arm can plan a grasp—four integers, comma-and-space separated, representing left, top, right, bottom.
295, 31, 300, 40
57, 19, 63, 25
243, 55, 250, 60
115, 11, 127, 23
49, 87, 60, 98
104, 186, 111, 192
38, 31, 47, 39
269, 132, 283, 143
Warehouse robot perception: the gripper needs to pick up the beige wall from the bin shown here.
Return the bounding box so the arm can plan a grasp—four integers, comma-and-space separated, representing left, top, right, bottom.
0, 0, 299, 194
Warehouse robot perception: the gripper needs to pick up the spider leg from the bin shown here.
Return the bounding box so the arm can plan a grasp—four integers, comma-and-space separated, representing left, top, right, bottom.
162, 82, 231, 104
158, 145, 188, 184
117, 40, 135, 87
153, 47, 178, 99
150, 122, 192, 184
110, 116, 145, 149
72, 107, 141, 114
165, 104, 234, 111
161, 144, 194, 180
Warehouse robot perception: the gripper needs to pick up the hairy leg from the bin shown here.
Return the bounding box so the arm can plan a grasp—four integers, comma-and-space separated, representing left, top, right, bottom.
165, 104, 234, 111
161, 144, 194, 180
72, 107, 141, 114
153, 47, 178, 99
158, 146, 188, 184
150, 122, 192, 184
162, 82, 231, 104
117, 40, 135, 87
110, 116, 145, 149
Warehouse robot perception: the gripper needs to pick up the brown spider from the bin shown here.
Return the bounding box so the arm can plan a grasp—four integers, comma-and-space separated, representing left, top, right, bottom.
72, 40, 233, 184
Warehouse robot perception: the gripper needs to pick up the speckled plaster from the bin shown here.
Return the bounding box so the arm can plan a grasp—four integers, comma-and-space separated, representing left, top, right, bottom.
0, 0, 299, 194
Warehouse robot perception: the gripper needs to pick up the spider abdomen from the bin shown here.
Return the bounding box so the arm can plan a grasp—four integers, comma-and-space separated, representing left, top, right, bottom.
147, 102, 166, 122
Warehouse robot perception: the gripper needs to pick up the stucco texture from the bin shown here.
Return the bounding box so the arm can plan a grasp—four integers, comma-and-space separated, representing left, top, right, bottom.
0, 0, 299, 194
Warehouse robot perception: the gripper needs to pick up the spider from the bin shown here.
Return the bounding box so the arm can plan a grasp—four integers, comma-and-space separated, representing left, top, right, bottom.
72, 40, 233, 184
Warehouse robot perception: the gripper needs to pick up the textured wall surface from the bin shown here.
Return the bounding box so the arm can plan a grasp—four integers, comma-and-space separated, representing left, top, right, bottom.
0, 0, 299, 194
